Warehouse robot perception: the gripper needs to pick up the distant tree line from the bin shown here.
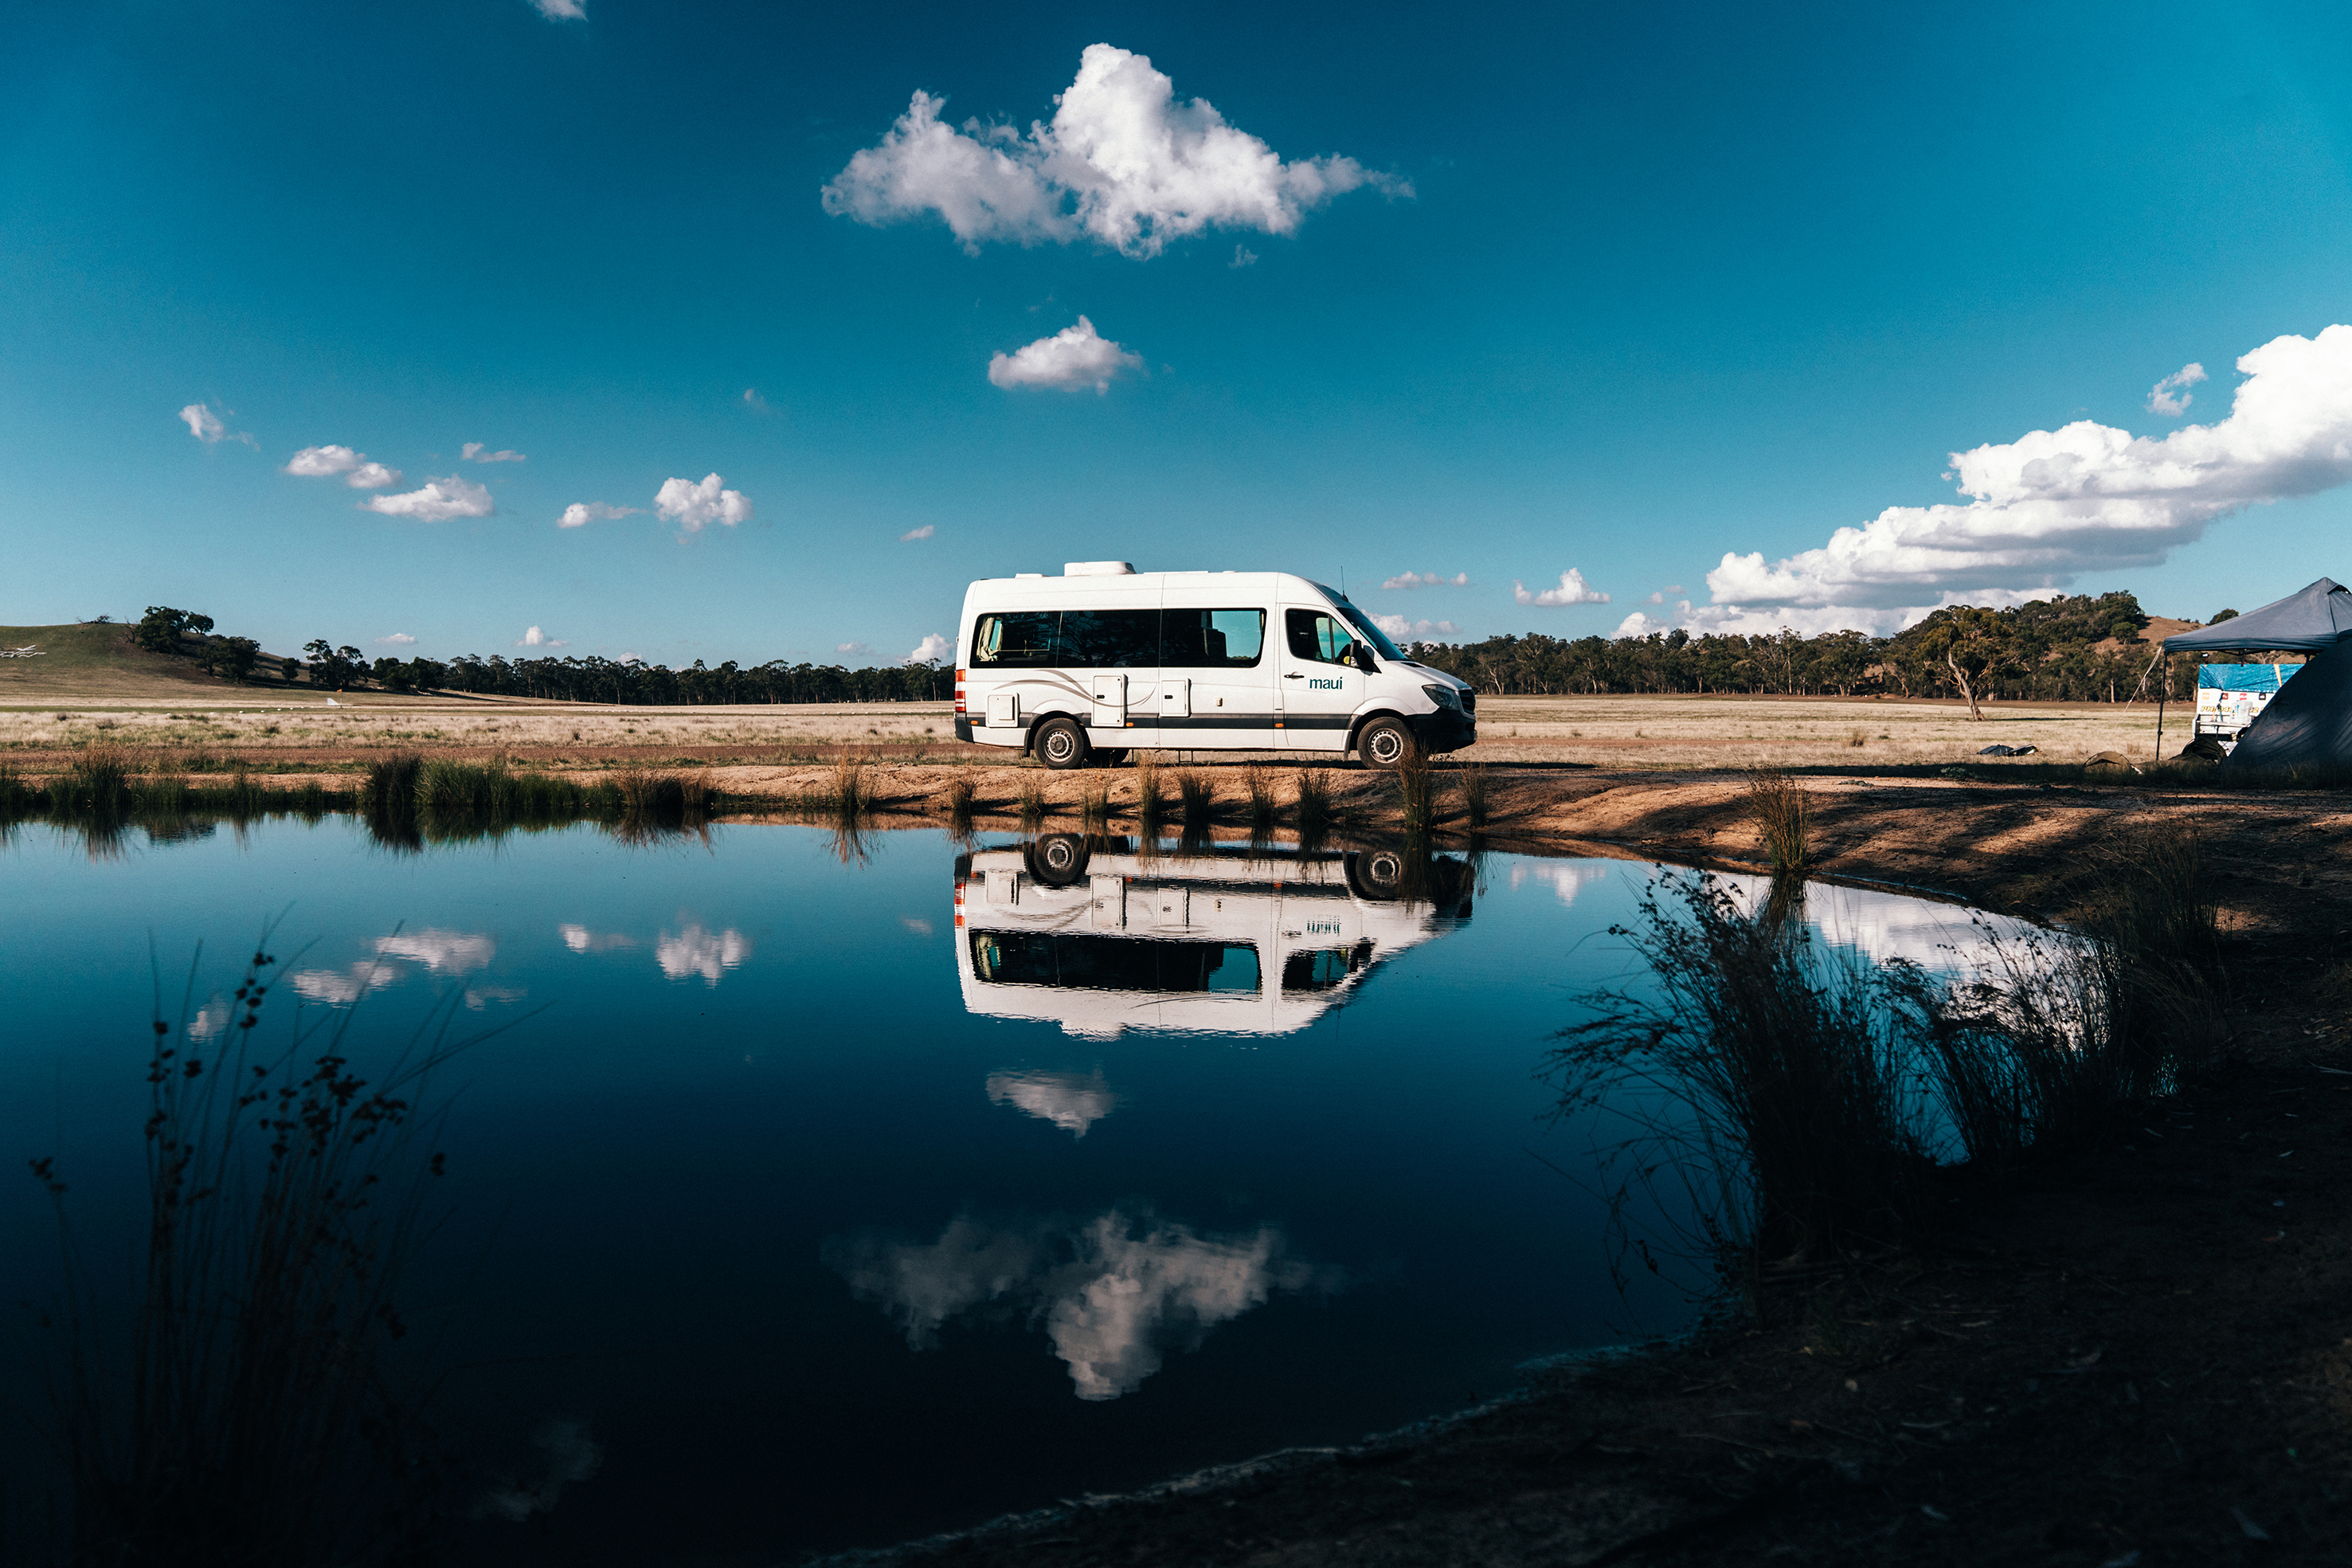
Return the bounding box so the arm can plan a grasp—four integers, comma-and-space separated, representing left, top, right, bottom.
1404, 592, 2272, 713
126, 606, 949, 702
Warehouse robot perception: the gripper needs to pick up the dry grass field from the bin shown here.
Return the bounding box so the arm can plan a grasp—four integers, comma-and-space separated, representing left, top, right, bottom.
0, 690, 2176, 775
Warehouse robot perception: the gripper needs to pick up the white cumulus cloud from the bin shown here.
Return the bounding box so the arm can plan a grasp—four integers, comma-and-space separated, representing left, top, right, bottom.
1513, 569, 1610, 607
900, 524, 936, 541
1372, 614, 1457, 641
558, 502, 641, 529
462, 442, 526, 463
1703, 326, 2352, 624
529, 0, 585, 18
988, 316, 1144, 393
823, 44, 1404, 259
2146, 362, 2208, 417
653, 473, 752, 531
283, 444, 366, 476
362, 474, 495, 521
1381, 571, 1468, 590
906, 633, 951, 664
515, 625, 567, 648
656, 923, 751, 986
179, 403, 252, 446
346, 461, 402, 490
986, 1068, 1121, 1138
375, 632, 417, 646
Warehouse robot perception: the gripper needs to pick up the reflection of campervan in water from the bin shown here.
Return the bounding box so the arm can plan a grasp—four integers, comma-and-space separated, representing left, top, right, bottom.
953, 837, 1473, 1038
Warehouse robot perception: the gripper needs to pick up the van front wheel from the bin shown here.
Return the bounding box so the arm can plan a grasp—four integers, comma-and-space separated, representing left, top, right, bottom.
1034, 717, 1091, 771
1356, 717, 1419, 769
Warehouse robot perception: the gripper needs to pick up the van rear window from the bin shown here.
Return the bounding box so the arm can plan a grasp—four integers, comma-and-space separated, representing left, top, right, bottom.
971, 612, 1059, 667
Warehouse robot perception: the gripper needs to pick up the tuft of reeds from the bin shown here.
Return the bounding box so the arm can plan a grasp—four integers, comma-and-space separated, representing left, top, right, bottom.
1243, 767, 1278, 838
1745, 768, 1812, 874
1016, 773, 1047, 829
945, 775, 976, 835
60, 746, 134, 815
1847, 727, 1869, 748
139, 772, 195, 815
362, 753, 422, 823
0, 761, 36, 815
1078, 780, 1109, 831
1174, 769, 1213, 829
1133, 755, 1164, 832
32, 936, 465, 1566
1552, 874, 1930, 1273
1293, 768, 1333, 840
1458, 763, 1491, 830
1395, 753, 1434, 832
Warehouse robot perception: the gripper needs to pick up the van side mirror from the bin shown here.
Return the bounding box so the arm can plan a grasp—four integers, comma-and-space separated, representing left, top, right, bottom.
1352, 644, 1377, 674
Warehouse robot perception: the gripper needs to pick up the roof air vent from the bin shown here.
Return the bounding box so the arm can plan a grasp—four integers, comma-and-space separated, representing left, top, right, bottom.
1063, 561, 1136, 577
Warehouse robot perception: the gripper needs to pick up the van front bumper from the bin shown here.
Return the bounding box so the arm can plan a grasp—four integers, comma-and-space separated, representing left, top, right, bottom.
1407, 710, 1477, 755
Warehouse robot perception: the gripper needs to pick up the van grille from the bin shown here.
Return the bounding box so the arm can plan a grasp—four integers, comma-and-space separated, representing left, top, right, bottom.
1462, 690, 1477, 714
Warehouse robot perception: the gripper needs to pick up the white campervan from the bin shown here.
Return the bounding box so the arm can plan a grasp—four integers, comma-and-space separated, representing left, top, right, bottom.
953, 838, 1474, 1038
952, 564, 1477, 769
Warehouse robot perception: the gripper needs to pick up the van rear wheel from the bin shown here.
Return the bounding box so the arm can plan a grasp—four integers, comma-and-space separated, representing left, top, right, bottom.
1034, 717, 1090, 771
1356, 717, 1419, 769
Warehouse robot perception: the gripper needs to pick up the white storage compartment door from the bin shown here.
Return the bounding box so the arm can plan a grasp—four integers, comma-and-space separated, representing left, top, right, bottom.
1157, 678, 1191, 719
985, 690, 1020, 728
1090, 674, 1126, 728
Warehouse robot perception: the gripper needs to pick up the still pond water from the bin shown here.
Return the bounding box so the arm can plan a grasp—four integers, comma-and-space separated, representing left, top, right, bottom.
0, 819, 2009, 1562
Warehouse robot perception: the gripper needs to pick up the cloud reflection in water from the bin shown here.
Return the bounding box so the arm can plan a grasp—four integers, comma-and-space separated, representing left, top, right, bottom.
829, 1209, 1329, 1401
984, 1068, 1121, 1136
655, 923, 751, 985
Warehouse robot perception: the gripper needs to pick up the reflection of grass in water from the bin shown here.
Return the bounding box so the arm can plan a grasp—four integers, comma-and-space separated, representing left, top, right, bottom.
1174, 770, 1213, 829
945, 776, 976, 835
30, 932, 471, 1565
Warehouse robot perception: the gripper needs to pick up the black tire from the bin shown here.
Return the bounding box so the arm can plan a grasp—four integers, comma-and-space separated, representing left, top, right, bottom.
1027, 833, 1091, 886
1034, 716, 1090, 771
1352, 848, 1408, 899
1356, 716, 1419, 769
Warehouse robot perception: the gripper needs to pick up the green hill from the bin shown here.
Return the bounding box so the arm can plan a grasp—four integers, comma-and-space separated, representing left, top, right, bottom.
0, 623, 295, 702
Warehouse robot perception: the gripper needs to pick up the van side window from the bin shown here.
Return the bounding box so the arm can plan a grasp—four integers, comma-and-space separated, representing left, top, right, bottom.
972, 612, 1059, 667
1285, 608, 1355, 666
1161, 608, 1266, 668
1058, 608, 1160, 668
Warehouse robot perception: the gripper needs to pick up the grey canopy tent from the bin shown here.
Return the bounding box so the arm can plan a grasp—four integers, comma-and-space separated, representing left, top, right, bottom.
2161, 578, 2352, 768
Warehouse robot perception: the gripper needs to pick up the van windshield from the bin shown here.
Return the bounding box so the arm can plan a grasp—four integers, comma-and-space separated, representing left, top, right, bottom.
1329, 598, 1407, 661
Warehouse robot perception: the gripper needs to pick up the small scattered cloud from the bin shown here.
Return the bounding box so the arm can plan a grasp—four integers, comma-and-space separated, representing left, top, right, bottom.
900, 524, 935, 541
283, 444, 366, 477
346, 461, 402, 490
179, 402, 252, 447
558, 501, 641, 529
836, 641, 868, 654
2146, 361, 2208, 417
1372, 614, 1457, 641
823, 45, 1406, 258
741, 388, 770, 413
515, 625, 568, 647
1645, 591, 1663, 604
1381, 571, 1468, 591
902, 917, 934, 936
375, 929, 496, 975
653, 473, 752, 531
1230, 244, 1258, 268
559, 923, 636, 952
462, 442, 526, 463
528, 0, 586, 18
374, 632, 417, 646
988, 316, 1143, 393
1513, 569, 1610, 607
362, 474, 495, 521
986, 1068, 1120, 1137
1664, 584, 1685, 593
906, 632, 950, 664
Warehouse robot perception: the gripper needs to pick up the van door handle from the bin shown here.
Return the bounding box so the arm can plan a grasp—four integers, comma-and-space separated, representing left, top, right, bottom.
1283, 672, 1304, 679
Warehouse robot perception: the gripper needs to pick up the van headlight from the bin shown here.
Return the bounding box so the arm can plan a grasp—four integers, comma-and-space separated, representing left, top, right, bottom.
1422, 684, 1461, 710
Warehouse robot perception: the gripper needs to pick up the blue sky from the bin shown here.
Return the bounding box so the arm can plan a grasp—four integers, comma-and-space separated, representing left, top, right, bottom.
6, 0, 2352, 667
